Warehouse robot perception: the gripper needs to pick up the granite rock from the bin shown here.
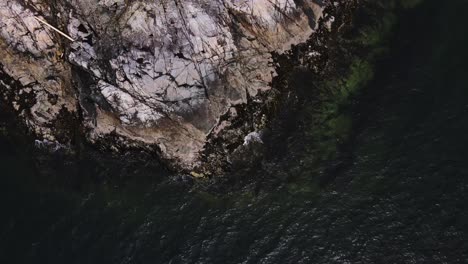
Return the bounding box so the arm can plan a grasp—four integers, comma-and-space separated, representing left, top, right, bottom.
0, 0, 329, 171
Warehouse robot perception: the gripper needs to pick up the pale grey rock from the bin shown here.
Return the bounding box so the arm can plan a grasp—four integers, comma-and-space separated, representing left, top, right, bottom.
0, 0, 77, 141
0, 0, 329, 170
243, 132, 263, 146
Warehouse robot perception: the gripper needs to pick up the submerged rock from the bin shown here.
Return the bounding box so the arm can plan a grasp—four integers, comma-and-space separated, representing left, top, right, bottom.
0, 0, 329, 171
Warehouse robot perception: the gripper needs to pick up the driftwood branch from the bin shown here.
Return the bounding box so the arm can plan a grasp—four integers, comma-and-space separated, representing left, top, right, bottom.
33, 16, 75, 42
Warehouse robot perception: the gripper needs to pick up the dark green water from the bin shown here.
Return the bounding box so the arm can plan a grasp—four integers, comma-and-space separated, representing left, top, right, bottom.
2, 1, 468, 263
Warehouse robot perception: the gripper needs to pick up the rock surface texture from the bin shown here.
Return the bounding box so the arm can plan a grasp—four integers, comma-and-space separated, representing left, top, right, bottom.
0, 0, 328, 171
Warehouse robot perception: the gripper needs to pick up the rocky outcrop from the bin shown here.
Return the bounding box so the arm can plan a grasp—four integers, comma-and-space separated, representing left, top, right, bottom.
0, 0, 329, 171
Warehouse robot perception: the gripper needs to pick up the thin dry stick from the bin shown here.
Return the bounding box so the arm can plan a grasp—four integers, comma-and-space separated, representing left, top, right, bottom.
33, 16, 75, 42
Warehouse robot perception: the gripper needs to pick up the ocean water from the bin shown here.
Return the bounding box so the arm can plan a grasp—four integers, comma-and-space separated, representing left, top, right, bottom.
1, 0, 468, 263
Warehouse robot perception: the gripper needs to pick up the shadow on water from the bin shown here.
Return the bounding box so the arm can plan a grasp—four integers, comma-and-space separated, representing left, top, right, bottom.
1, 0, 468, 263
